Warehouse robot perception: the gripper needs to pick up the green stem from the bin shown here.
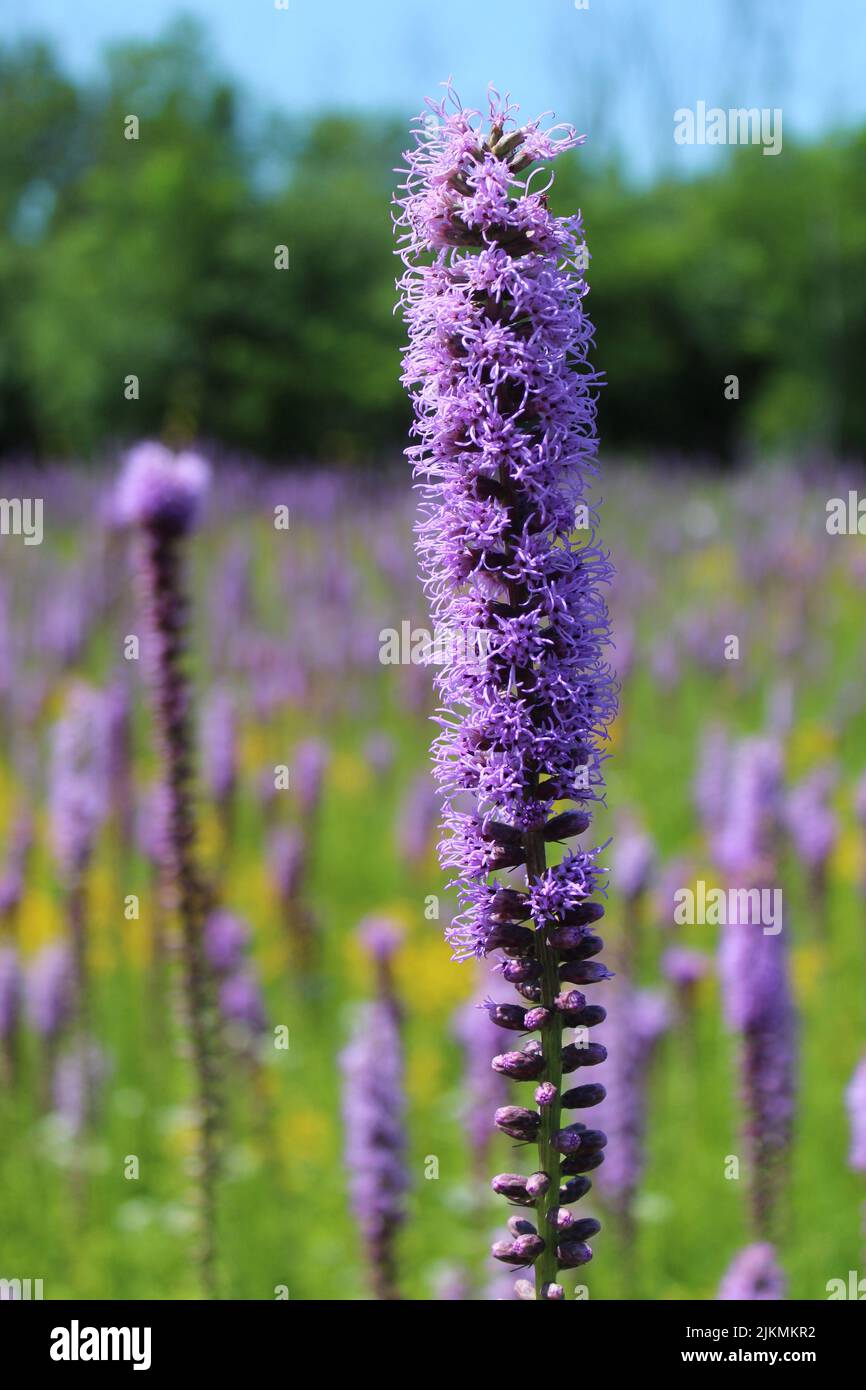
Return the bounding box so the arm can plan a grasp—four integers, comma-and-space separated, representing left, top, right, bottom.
525, 825, 562, 1296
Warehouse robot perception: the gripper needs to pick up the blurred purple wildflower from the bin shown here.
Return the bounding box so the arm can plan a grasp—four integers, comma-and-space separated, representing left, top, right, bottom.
340, 997, 409, 1300
717, 1243, 786, 1301
49, 683, 108, 883
204, 909, 250, 976
454, 974, 510, 1177
593, 986, 670, 1228
119, 440, 220, 1295
845, 1054, 866, 1173
717, 742, 796, 1239
26, 943, 75, 1040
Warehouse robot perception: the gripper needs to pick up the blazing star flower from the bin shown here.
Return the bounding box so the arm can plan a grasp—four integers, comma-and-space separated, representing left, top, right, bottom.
0, 811, 34, 923
661, 946, 711, 1006
783, 763, 838, 935
613, 817, 655, 903
49, 683, 108, 886
53, 1041, 110, 1135
717, 737, 796, 1240
26, 943, 74, 1041
454, 973, 510, 1179
693, 722, 729, 843
846, 1054, 866, 1174
0, 946, 21, 1082
293, 738, 328, 819
117, 440, 220, 1296
395, 84, 616, 1298
340, 923, 408, 1300
717, 1242, 786, 1301
204, 909, 251, 976
201, 686, 238, 824
592, 986, 669, 1233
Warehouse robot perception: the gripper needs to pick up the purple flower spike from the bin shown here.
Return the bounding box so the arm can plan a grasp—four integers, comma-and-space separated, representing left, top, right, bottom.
115, 441, 209, 536
455, 977, 510, 1176
341, 998, 409, 1300
395, 83, 616, 1297
0, 946, 21, 1038
717, 1243, 786, 1301
219, 969, 267, 1039
119, 441, 219, 1296
717, 737, 796, 1241
26, 943, 74, 1040
0, 945, 22, 1080
845, 1054, 866, 1173
358, 915, 403, 964
204, 910, 251, 976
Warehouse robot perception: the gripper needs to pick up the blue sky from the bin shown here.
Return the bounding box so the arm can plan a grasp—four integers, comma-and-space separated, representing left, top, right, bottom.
4, 0, 865, 177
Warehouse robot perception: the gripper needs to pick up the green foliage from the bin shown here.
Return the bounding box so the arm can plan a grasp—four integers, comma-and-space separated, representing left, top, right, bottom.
1, 21, 864, 461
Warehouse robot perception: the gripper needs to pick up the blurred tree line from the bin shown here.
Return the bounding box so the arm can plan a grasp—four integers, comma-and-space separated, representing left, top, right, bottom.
2, 19, 864, 464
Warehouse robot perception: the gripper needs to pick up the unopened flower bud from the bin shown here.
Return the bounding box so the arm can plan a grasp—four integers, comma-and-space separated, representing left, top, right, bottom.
507, 1214, 537, 1238
525, 1171, 550, 1198
494, 1106, 540, 1141
492, 1049, 545, 1081
523, 1006, 552, 1030
483, 1000, 528, 1031
559, 1175, 593, 1204
535, 1081, 557, 1107
561, 1041, 607, 1072
552, 1125, 583, 1155
561, 1082, 607, 1109
491, 1172, 533, 1204
557, 1240, 593, 1269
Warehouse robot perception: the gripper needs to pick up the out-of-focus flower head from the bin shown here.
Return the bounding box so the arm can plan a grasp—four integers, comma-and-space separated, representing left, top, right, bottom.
115, 442, 209, 536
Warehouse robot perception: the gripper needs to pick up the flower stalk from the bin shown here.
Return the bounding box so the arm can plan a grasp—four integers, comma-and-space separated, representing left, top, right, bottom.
395, 85, 616, 1299
117, 443, 221, 1297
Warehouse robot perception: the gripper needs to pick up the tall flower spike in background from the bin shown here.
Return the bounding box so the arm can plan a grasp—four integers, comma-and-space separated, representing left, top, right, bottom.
717, 736, 796, 1284
395, 84, 616, 1300
116, 441, 221, 1297
846, 1053, 866, 1253
340, 917, 408, 1300
49, 681, 108, 1128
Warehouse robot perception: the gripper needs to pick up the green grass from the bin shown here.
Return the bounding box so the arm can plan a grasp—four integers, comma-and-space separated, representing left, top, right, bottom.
1, 462, 864, 1300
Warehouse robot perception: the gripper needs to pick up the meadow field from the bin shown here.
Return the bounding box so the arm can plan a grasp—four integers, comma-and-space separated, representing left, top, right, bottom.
1, 455, 864, 1301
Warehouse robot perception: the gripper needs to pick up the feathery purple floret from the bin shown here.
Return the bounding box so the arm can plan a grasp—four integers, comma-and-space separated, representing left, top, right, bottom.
395, 84, 616, 1297
717, 1242, 786, 1301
